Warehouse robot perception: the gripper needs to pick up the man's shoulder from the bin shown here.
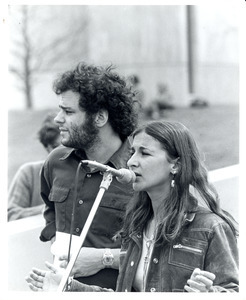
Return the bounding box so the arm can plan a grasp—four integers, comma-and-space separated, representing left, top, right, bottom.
46, 145, 74, 161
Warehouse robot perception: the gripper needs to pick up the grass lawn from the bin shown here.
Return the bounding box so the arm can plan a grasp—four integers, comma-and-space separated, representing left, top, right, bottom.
8, 105, 239, 186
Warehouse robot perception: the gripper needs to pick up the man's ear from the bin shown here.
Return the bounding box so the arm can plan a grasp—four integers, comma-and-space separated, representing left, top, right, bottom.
94, 109, 109, 127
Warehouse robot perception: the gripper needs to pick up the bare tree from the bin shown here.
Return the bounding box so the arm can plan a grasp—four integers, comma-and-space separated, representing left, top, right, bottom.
9, 5, 89, 109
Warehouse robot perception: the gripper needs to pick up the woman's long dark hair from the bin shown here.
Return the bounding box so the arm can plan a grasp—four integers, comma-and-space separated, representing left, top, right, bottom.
121, 121, 238, 243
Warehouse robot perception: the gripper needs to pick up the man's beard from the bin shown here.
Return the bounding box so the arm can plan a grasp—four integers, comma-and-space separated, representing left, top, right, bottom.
62, 115, 100, 150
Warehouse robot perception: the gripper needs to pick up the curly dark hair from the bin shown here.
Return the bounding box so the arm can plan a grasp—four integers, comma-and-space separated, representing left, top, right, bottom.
53, 62, 138, 140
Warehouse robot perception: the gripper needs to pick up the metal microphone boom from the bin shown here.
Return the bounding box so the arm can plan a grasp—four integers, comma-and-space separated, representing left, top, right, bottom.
57, 160, 135, 291
57, 171, 113, 292
81, 160, 136, 184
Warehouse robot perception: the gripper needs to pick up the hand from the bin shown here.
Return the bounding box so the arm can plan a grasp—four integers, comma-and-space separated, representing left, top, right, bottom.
184, 268, 216, 292
58, 247, 105, 277
25, 261, 63, 292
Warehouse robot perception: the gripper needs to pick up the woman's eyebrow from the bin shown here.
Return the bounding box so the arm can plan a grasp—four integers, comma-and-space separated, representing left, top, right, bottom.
132, 145, 152, 151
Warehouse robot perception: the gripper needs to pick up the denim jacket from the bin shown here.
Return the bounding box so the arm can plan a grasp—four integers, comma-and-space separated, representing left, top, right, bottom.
69, 206, 239, 292
117, 206, 239, 292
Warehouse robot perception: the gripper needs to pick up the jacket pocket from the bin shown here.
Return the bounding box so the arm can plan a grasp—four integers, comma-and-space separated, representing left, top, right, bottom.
49, 186, 71, 231
168, 237, 207, 270
49, 186, 70, 203
90, 195, 127, 238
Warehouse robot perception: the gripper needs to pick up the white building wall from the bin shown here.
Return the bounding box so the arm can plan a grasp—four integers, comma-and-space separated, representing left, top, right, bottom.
86, 5, 239, 106
195, 5, 239, 105
87, 5, 188, 106
8, 5, 239, 109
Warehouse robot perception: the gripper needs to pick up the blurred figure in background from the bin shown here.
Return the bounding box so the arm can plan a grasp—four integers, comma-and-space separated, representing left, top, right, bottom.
8, 112, 61, 221
146, 83, 174, 119
128, 74, 145, 116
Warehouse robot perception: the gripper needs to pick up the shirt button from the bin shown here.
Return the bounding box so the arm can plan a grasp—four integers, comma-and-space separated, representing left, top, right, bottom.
130, 261, 134, 266
150, 287, 156, 292
153, 258, 159, 264
78, 200, 83, 205
75, 228, 80, 233
86, 174, 91, 178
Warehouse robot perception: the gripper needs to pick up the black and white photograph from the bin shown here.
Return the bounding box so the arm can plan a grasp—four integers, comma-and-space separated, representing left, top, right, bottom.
1, 0, 245, 298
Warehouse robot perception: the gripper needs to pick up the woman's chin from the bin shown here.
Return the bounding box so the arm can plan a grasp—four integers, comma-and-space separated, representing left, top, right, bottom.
132, 183, 143, 192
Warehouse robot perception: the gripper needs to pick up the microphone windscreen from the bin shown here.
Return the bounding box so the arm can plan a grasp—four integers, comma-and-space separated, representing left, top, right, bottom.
117, 169, 136, 184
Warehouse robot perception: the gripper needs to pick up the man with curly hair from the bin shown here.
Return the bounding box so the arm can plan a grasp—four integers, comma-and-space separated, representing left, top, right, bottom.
38, 62, 138, 290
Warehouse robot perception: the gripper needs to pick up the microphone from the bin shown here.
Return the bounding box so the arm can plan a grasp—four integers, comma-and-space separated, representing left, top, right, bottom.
81, 160, 136, 184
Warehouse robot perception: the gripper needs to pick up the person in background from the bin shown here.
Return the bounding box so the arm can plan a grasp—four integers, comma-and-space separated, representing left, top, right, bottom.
8, 113, 61, 221
128, 74, 145, 115
33, 62, 138, 290
145, 83, 174, 119
26, 120, 238, 292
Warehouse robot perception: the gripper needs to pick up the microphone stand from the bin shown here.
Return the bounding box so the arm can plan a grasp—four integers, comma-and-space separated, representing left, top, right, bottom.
57, 171, 113, 292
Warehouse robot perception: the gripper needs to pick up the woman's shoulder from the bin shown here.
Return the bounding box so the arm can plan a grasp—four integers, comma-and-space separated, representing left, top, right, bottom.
193, 206, 229, 230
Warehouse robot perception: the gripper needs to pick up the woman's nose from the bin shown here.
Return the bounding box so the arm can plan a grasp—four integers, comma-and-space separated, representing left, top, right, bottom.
127, 154, 138, 168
